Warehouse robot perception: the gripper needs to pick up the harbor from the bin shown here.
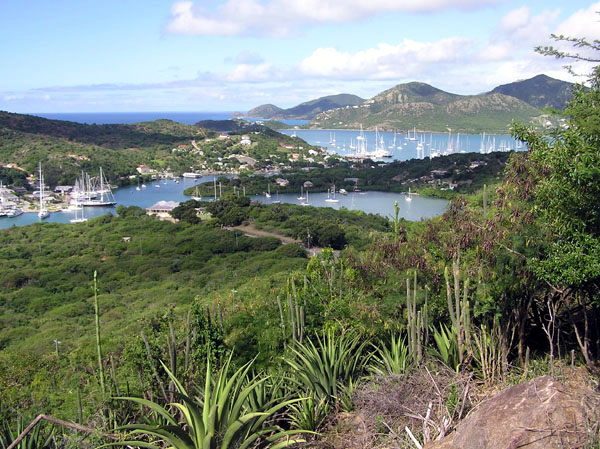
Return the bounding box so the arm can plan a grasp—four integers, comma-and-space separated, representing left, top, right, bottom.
0, 175, 448, 229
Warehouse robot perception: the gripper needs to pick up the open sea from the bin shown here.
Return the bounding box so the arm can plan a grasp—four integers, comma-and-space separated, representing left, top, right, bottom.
32, 112, 309, 127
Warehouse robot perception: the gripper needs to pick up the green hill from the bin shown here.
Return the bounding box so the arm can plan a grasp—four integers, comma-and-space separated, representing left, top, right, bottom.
489, 74, 573, 110
247, 93, 365, 120
246, 103, 284, 118
309, 82, 543, 133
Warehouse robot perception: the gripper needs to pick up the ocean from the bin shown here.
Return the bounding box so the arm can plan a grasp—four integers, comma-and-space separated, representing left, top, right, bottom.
32, 112, 309, 127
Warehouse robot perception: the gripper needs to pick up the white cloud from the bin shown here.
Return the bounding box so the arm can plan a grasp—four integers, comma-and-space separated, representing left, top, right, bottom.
497, 6, 560, 43
166, 0, 501, 36
224, 63, 279, 82
475, 42, 511, 62
298, 37, 473, 80
556, 2, 600, 39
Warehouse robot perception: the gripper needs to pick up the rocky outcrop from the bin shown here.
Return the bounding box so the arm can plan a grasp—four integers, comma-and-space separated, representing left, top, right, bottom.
425, 376, 598, 449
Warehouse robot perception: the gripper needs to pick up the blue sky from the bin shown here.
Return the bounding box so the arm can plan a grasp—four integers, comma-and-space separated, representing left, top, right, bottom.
1, 0, 598, 112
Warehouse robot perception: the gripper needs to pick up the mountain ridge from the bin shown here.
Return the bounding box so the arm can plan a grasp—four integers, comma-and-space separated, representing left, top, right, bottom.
307, 75, 572, 132
247, 93, 364, 120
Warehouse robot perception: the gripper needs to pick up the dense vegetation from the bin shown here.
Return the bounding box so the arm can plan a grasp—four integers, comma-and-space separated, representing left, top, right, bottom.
185, 151, 511, 198
309, 81, 552, 133
0, 113, 327, 188
1, 38, 599, 449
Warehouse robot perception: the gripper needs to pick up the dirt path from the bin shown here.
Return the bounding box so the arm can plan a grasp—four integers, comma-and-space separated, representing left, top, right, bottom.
225, 224, 301, 245
225, 224, 340, 258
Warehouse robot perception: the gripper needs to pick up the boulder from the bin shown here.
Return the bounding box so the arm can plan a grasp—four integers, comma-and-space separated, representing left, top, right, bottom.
425, 376, 597, 449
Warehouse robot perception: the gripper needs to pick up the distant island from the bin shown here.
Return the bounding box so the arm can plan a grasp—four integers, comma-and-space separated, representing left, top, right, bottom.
246, 74, 573, 133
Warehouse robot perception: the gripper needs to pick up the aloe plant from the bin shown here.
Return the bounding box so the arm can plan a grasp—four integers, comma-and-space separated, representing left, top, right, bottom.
100, 354, 306, 449
284, 330, 368, 404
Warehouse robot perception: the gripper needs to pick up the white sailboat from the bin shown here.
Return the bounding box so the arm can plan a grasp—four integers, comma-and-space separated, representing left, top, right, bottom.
301, 188, 310, 206
389, 131, 396, 149
38, 162, 49, 219
70, 205, 88, 223
265, 183, 271, 198
191, 186, 202, 201
325, 185, 339, 203
405, 187, 413, 202
82, 167, 116, 206
406, 127, 418, 141
297, 185, 305, 201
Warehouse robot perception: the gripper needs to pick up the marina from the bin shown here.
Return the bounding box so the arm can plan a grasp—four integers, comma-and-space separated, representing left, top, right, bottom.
0, 176, 448, 229
279, 128, 525, 161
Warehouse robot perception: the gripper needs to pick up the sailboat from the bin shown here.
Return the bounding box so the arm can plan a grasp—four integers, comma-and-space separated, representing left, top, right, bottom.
70, 205, 88, 223
38, 162, 49, 219
301, 188, 310, 206
272, 190, 281, 204
82, 167, 116, 206
373, 127, 392, 158
406, 127, 418, 141
325, 185, 339, 203
191, 186, 201, 201
297, 185, 305, 201
265, 183, 271, 198
136, 178, 141, 191
405, 187, 413, 202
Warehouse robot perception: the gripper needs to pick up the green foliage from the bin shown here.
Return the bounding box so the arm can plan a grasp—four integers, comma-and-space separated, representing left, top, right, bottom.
288, 394, 329, 433
0, 416, 55, 449
431, 324, 461, 372
369, 334, 412, 376
104, 356, 306, 449
284, 330, 368, 404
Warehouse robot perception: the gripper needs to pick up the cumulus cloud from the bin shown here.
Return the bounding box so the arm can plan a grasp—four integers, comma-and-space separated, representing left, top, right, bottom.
298, 37, 473, 80
165, 0, 500, 36
497, 6, 560, 43
224, 63, 279, 82
556, 2, 600, 39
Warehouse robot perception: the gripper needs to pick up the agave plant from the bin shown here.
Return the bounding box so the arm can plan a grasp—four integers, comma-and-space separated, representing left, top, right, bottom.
431, 324, 461, 372
288, 394, 329, 433
0, 417, 55, 449
100, 354, 306, 449
369, 334, 412, 376
284, 330, 368, 404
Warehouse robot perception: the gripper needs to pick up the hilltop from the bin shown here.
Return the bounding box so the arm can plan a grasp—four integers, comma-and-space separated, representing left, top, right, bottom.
0, 111, 326, 187
256, 74, 570, 132
247, 93, 364, 120
490, 74, 573, 109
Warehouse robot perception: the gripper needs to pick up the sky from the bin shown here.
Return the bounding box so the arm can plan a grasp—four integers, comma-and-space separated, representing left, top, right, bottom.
1, 0, 599, 113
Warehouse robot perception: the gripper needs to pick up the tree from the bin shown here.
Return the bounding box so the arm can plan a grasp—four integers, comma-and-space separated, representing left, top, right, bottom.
511, 34, 600, 367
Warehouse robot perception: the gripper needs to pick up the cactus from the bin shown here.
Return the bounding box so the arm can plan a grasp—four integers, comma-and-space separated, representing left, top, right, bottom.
443, 256, 472, 366
394, 200, 400, 240
483, 184, 488, 216
93, 271, 106, 396
406, 271, 427, 364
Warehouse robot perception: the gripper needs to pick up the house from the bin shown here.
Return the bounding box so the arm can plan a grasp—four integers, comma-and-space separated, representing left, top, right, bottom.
54, 186, 73, 194
303, 181, 314, 188
240, 135, 251, 146
275, 178, 289, 187
136, 165, 152, 175
236, 156, 257, 167
146, 200, 180, 221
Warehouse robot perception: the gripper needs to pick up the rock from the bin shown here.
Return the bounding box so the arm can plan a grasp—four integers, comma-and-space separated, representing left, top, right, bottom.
425, 376, 597, 449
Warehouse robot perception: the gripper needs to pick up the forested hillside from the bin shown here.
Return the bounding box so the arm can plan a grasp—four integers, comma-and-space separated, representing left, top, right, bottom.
0, 39, 599, 449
